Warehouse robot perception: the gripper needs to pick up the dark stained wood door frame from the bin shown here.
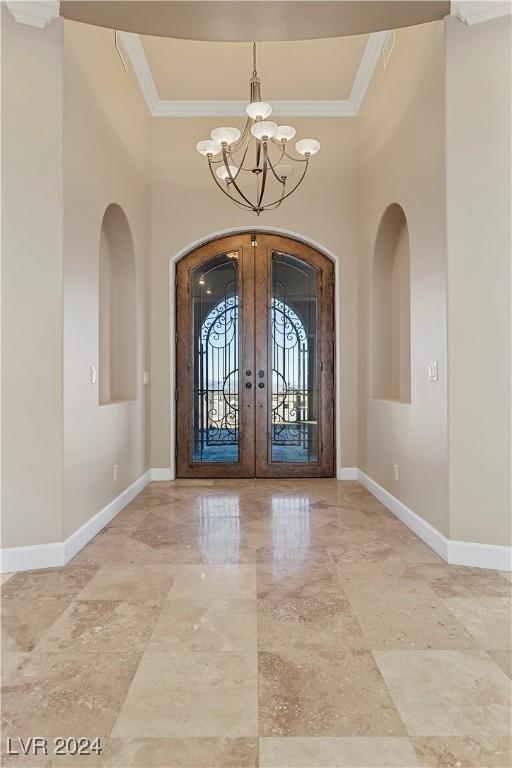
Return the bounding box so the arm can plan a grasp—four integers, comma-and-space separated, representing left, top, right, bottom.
175, 232, 335, 479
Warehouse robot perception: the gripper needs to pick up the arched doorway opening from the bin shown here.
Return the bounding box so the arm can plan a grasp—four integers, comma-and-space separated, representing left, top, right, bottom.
175, 232, 335, 478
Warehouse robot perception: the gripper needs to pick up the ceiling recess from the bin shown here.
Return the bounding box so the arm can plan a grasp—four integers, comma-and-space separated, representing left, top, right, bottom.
60, 1, 450, 41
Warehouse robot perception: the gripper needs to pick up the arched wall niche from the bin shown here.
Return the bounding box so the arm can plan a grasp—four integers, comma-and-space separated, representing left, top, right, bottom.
372, 203, 411, 403
98, 203, 137, 404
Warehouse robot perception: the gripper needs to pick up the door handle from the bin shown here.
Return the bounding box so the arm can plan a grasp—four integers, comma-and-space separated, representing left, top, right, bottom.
258, 382, 265, 389
245, 382, 252, 389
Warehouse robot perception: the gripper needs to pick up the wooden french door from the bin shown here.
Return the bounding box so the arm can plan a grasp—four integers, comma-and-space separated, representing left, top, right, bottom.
176, 233, 334, 478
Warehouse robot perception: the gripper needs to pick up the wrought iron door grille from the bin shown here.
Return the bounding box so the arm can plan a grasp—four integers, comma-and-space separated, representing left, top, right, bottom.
193, 258, 240, 463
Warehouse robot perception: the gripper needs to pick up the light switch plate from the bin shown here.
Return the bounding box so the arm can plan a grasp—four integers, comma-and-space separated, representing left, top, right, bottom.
90, 364, 97, 384
428, 361, 438, 382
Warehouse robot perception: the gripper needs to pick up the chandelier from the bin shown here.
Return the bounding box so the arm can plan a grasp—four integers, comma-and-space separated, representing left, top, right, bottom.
196, 44, 321, 215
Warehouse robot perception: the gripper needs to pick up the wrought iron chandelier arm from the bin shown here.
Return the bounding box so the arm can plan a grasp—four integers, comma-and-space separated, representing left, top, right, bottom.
265, 179, 287, 209
280, 147, 309, 164
266, 146, 288, 184
255, 137, 262, 169
231, 142, 250, 177
230, 116, 252, 153
257, 140, 269, 210
269, 139, 287, 162
221, 147, 256, 209
262, 158, 310, 209
207, 158, 254, 210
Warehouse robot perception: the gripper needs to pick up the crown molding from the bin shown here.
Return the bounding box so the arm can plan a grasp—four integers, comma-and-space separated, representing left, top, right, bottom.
451, 1, 512, 25
153, 98, 357, 118
119, 31, 389, 118
118, 31, 159, 113
5, 0, 60, 28
349, 30, 389, 113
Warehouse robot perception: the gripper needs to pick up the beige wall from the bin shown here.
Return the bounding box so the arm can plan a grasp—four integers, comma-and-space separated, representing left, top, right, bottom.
357, 21, 449, 535
149, 117, 359, 472
2, 11, 510, 553
1, 14, 151, 547
62, 20, 151, 538
445, 15, 512, 546
1, 9, 64, 547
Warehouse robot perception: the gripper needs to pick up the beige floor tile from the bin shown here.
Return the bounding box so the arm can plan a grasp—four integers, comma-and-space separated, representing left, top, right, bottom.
112, 650, 258, 737
488, 649, 512, 678
402, 563, 511, 598
347, 591, 476, 650
258, 647, 405, 736
259, 737, 420, 767
131, 514, 202, 551
256, 544, 333, 565
2, 479, 509, 751
443, 597, 512, 649
1, 566, 98, 653
69, 528, 175, 565
12, 738, 105, 768
257, 559, 342, 599
98, 738, 258, 767
105, 506, 150, 530
35, 600, 162, 655
0, 566, 98, 599
77, 565, 176, 602
1, 746, 52, 768
148, 599, 257, 653
412, 736, 512, 767
21, 737, 258, 768
168, 565, 256, 600
258, 597, 366, 652
1, 649, 140, 739
374, 649, 512, 736
329, 539, 397, 565
328, 530, 440, 565
336, 560, 437, 597
0, 649, 30, 685
1, 595, 79, 653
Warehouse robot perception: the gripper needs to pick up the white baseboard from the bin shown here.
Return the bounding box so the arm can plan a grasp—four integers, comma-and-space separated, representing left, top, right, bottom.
357, 470, 449, 561
0, 541, 65, 573
447, 539, 512, 571
1, 469, 153, 574
338, 467, 359, 480
63, 470, 152, 563
2, 468, 510, 573
357, 470, 511, 571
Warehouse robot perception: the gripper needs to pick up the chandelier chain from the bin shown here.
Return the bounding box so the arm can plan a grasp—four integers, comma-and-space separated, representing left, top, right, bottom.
252, 42, 257, 77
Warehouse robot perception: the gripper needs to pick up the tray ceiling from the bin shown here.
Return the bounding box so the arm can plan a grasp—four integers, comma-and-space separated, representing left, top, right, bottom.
141, 35, 369, 101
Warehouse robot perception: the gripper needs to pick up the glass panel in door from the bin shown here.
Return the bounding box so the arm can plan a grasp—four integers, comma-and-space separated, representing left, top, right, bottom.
271, 252, 319, 463
191, 252, 240, 463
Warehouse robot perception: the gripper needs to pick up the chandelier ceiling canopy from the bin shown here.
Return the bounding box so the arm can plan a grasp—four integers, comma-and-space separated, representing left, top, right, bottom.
196, 44, 320, 215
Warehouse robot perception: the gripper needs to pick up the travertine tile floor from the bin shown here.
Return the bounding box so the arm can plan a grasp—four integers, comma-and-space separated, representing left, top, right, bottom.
1, 479, 511, 767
